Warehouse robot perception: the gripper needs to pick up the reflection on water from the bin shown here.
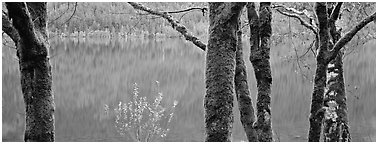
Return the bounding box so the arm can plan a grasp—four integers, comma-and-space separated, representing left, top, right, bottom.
2, 38, 375, 141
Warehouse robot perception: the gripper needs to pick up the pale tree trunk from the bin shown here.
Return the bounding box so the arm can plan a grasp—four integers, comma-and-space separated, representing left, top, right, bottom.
6, 2, 55, 142
323, 3, 351, 141
204, 2, 245, 142
247, 2, 273, 142
235, 24, 258, 141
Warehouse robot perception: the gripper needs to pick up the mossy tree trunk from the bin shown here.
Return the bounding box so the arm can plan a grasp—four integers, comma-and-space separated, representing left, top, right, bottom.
234, 21, 258, 141
323, 3, 351, 141
204, 2, 245, 142
309, 2, 375, 141
323, 51, 351, 142
308, 2, 329, 142
271, 2, 373, 142
247, 2, 273, 142
5, 2, 55, 142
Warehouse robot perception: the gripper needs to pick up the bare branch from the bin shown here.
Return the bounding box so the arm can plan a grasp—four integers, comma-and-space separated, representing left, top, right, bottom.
62, 2, 77, 25
128, 2, 206, 51
275, 9, 318, 35
300, 40, 316, 58
48, 2, 71, 25
272, 4, 315, 21
176, 7, 207, 22
327, 12, 376, 63
164, 7, 207, 15
110, 12, 149, 15
178, 12, 191, 22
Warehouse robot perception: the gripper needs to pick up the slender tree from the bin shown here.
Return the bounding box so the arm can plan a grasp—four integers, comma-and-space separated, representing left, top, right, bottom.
247, 2, 273, 142
234, 18, 258, 142
204, 2, 245, 141
5, 2, 55, 141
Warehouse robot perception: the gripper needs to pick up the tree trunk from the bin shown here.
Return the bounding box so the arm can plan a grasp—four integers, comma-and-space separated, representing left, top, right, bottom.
204, 2, 245, 142
323, 51, 351, 142
247, 2, 273, 142
308, 2, 329, 142
323, 7, 351, 141
6, 2, 55, 142
235, 25, 258, 141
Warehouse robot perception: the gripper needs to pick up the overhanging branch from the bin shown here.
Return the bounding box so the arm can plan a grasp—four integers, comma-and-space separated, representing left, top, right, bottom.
327, 12, 376, 63
275, 9, 318, 35
272, 4, 315, 21
128, 2, 206, 51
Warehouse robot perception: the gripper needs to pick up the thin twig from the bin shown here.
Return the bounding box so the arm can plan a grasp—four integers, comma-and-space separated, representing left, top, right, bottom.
62, 2, 77, 25
164, 7, 207, 14
289, 17, 309, 81
275, 9, 318, 35
299, 40, 316, 58
48, 2, 71, 25
272, 4, 315, 21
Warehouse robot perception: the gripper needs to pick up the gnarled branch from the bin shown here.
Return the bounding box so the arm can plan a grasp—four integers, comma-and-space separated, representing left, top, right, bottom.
128, 2, 206, 51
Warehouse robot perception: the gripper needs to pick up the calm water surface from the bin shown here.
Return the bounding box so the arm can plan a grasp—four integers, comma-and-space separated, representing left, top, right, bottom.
2, 38, 375, 141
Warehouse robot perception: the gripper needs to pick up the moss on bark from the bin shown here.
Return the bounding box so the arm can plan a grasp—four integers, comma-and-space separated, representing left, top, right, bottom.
204, 2, 245, 142
323, 52, 350, 142
309, 2, 328, 142
235, 29, 257, 142
6, 2, 55, 142
323, 8, 351, 141
247, 2, 273, 142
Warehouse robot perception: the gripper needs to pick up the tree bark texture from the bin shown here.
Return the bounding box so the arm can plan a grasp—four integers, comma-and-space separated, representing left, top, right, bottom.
323, 51, 351, 142
204, 2, 245, 142
6, 2, 55, 142
2, 12, 20, 44
235, 26, 257, 141
308, 2, 328, 142
247, 2, 273, 142
272, 2, 374, 142
323, 5, 351, 141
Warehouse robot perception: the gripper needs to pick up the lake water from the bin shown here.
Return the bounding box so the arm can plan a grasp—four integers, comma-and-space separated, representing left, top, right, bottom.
2, 37, 375, 142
